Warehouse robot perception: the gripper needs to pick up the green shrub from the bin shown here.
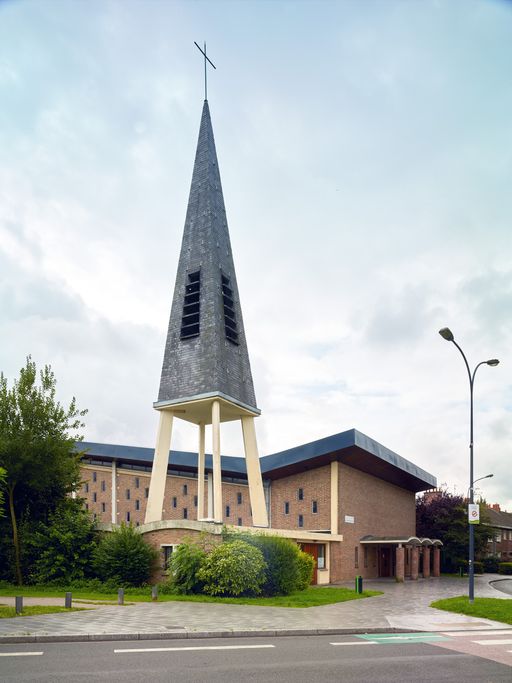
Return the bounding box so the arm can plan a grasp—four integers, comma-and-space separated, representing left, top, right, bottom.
244, 535, 302, 596
498, 562, 512, 575
473, 561, 483, 574
483, 556, 500, 573
197, 540, 266, 596
296, 550, 315, 590
92, 524, 158, 586
167, 541, 206, 594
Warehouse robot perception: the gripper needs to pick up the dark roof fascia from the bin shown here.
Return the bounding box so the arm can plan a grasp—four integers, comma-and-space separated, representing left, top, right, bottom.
483, 508, 512, 529
259, 429, 436, 492
77, 442, 248, 478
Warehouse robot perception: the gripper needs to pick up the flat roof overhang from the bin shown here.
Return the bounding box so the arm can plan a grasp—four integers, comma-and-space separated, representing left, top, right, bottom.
260, 429, 436, 493
360, 535, 443, 546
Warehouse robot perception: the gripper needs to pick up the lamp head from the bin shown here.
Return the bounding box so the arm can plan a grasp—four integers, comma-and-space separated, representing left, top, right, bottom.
487, 359, 500, 367
439, 327, 454, 342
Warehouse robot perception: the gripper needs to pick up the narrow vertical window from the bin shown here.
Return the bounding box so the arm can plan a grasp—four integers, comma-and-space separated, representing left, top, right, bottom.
126, 489, 130, 500
135, 477, 140, 489
297, 488, 304, 501
183, 508, 188, 519
84, 483, 89, 493
355, 547, 359, 569
225, 505, 231, 518
298, 514, 304, 528
364, 546, 368, 568
180, 270, 201, 339
93, 492, 97, 503
317, 545, 326, 570
135, 500, 140, 511
284, 501, 290, 515
172, 496, 177, 508
101, 480, 106, 492
237, 492, 242, 505
221, 273, 239, 344
194, 495, 198, 508
237, 518, 243, 526
92, 471, 97, 483
101, 502, 106, 513
126, 511, 130, 522
312, 500, 318, 513
183, 484, 188, 495
144, 487, 149, 498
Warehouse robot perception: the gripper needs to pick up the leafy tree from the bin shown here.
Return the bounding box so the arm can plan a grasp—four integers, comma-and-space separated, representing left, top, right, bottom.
166, 539, 206, 594
416, 489, 490, 572
0, 357, 87, 584
92, 524, 158, 586
26, 498, 99, 584
197, 540, 267, 596
296, 549, 315, 590
0, 467, 6, 517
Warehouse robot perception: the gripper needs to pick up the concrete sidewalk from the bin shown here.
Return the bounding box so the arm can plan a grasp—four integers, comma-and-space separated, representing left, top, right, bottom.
0, 575, 510, 643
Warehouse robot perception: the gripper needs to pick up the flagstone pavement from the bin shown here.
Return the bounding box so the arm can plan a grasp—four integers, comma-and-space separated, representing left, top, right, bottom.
0, 576, 510, 641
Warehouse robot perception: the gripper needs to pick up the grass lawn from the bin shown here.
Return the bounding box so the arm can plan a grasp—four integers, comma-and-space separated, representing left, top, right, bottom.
0, 585, 381, 608
0, 605, 85, 619
431, 596, 512, 625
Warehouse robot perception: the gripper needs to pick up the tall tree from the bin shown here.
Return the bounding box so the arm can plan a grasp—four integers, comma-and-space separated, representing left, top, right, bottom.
0, 357, 87, 584
416, 489, 490, 572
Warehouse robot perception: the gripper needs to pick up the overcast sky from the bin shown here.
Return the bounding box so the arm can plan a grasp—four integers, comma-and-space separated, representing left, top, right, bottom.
1, 0, 511, 510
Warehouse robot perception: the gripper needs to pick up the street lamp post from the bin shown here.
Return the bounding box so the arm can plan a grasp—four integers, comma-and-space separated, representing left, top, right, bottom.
439, 327, 499, 604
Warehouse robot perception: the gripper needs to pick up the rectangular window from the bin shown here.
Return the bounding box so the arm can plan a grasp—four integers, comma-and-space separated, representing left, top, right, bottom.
101, 480, 106, 492
194, 495, 198, 508
355, 547, 359, 569
126, 489, 130, 500
163, 546, 173, 568
93, 492, 97, 503
84, 483, 89, 493
297, 488, 304, 501
92, 471, 97, 482
298, 514, 304, 528
180, 270, 201, 339
101, 502, 106, 513
238, 518, 242, 526
183, 508, 188, 520
284, 501, 290, 515
317, 544, 326, 570
172, 496, 177, 508
126, 511, 130, 522
144, 487, 149, 498
225, 505, 230, 518
237, 492, 242, 505
183, 484, 188, 496
312, 500, 318, 514
135, 500, 140, 511
135, 477, 140, 489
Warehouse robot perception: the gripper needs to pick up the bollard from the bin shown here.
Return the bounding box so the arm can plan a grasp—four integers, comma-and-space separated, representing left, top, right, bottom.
355, 576, 363, 594
151, 585, 158, 602
118, 588, 124, 605
15, 596, 23, 615
65, 592, 72, 608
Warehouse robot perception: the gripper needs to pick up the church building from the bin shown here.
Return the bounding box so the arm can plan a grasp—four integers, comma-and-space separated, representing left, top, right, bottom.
79, 92, 441, 583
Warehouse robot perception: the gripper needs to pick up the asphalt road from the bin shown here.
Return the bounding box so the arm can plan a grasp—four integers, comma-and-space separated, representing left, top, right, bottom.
0, 634, 511, 682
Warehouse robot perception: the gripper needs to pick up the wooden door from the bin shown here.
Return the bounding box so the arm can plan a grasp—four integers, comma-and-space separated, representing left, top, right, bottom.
379, 547, 391, 577
300, 543, 318, 585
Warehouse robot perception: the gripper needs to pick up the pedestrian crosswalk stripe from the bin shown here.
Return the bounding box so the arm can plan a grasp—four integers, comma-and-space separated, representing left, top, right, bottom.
357, 633, 448, 644
0, 652, 43, 657
114, 645, 275, 654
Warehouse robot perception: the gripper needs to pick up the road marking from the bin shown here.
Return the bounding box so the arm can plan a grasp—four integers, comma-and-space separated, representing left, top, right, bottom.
443, 630, 512, 637
114, 644, 276, 654
330, 642, 377, 646
472, 639, 512, 646
357, 633, 448, 644
0, 652, 44, 657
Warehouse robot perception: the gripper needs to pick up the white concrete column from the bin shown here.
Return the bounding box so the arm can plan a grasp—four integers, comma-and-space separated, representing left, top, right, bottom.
145, 410, 173, 524
207, 472, 214, 518
241, 416, 268, 527
330, 460, 339, 535
212, 400, 223, 523
197, 423, 206, 520
111, 459, 117, 524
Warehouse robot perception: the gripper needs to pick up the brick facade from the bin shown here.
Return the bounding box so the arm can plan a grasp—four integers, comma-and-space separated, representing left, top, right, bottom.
270, 465, 331, 531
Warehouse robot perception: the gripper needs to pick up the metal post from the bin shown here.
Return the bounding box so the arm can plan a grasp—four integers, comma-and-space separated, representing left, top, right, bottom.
15, 596, 23, 615
151, 584, 158, 601
118, 588, 124, 605
65, 592, 72, 608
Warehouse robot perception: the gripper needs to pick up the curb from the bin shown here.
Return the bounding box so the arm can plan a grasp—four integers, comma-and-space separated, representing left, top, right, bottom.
0, 627, 418, 644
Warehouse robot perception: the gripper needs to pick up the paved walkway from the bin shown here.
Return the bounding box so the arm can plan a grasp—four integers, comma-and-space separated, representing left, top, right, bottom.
0, 575, 510, 643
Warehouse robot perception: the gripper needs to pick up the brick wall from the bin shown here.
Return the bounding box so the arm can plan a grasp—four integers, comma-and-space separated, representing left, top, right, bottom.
336, 464, 415, 580
270, 465, 331, 531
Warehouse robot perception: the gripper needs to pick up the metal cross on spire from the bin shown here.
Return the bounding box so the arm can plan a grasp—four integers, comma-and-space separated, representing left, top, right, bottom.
194, 41, 216, 101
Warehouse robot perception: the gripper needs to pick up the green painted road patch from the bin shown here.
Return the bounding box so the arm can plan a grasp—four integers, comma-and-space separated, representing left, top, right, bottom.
357, 632, 448, 644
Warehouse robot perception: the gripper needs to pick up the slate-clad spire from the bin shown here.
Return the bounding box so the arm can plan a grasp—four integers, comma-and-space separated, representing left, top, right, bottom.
157, 101, 258, 413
